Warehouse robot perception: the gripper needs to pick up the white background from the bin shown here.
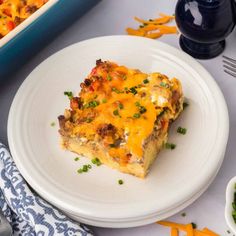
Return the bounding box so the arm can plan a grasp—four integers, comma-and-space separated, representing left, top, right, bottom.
0, 1, 236, 235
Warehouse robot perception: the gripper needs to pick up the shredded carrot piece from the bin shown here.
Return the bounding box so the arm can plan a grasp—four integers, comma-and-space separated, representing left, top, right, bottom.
157, 221, 220, 236
186, 223, 194, 236
171, 228, 179, 236
159, 13, 175, 19
151, 16, 174, 24
158, 221, 187, 231
157, 25, 178, 34
194, 230, 210, 236
140, 25, 177, 34
202, 228, 220, 236
134, 14, 174, 25
127, 13, 177, 39
139, 24, 160, 32
125, 28, 145, 37
146, 32, 162, 39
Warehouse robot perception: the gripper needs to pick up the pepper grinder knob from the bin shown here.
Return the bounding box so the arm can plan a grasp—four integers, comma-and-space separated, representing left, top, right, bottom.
175, 0, 236, 59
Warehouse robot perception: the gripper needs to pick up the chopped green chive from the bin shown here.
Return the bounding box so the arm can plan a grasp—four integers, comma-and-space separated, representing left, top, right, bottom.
177, 126, 187, 135
50, 122, 56, 127
191, 223, 197, 229
86, 118, 93, 123
143, 79, 149, 84
113, 109, 119, 116
102, 98, 107, 103
181, 212, 186, 217
112, 87, 122, 94
139, 106, 147, 114
183, 102, 189, 109
77, 164, 92, 174
143, 23, 148, 26
91, 158, 102, 166
82, 165, 88, 172
123, 75, 127, 80
129, 87, 137, 95
133, 113, 141, 118
232, 202, 236, 210
77, 169, 83, 174
118, 103, 124, 109
84, 100, 100, 108
83, 103, 90, 109
233, 186, 236, 223
74, 157, 80, 161
91, 100, 99, 107
109, 144, 116, 148
165, 142, 176, 150
160, 82, 169, 88
159, 110, 165, 117
118, 179, 124, 185
134, 102, 146, 113
107, 74, 112, 81
124, 87, 129, 91
64, 91, 73, 99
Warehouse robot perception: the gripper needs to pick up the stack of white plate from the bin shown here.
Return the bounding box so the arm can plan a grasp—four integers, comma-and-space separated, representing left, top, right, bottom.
8, 36, 229, 228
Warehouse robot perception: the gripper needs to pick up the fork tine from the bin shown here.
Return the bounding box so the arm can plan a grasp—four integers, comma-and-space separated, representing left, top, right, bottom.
223, 64, 236, 73
224, 69, 236, 78
222, 55, 236, 78
222, 60, 236, 69
222, 55, 236, 64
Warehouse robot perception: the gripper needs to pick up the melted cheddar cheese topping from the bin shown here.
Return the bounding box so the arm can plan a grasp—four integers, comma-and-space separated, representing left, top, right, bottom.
60, 60, 183, 164
0, 0, 48, 38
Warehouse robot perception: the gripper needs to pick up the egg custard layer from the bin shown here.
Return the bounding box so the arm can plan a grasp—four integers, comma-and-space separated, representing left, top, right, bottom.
58, 60, 183, 178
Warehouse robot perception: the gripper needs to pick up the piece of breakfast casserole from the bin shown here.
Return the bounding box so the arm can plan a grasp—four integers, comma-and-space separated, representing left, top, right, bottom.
58, 60, 183, 178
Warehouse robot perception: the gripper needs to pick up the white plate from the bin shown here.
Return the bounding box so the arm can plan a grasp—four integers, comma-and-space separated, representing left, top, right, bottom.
66, 152, 224, 228
8, 36, 229, 227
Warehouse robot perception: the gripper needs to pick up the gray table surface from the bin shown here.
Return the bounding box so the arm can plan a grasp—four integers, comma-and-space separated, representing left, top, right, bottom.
1, 0, 236, 235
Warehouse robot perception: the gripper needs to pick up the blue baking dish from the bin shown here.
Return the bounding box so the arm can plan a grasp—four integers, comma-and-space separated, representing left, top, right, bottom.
0, 0, 100, 79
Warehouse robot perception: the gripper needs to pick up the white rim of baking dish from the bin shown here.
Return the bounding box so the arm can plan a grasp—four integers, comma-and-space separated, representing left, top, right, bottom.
225, 176, 236, 234
0, 0, 59, 48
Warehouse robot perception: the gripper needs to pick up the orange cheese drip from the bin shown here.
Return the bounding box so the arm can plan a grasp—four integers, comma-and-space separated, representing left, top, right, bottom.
71, 62, 182, 161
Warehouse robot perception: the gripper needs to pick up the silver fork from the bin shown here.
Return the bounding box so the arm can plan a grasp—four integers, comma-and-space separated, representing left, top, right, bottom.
0, 210, 12, 236
222, 55, 236, 78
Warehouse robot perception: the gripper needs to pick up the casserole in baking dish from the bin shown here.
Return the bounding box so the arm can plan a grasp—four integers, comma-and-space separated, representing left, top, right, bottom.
0, 0, 49, 38
0, 0, 100, 79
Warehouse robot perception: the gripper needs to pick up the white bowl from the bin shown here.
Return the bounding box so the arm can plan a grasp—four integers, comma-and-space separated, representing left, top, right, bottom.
225, 176, 236, 234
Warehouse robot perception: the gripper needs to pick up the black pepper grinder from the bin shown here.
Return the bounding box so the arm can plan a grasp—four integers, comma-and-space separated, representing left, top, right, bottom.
175, 0, 236, 59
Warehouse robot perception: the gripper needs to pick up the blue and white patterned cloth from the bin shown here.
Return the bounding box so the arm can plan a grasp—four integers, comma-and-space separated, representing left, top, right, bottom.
0, 143, 94, 236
